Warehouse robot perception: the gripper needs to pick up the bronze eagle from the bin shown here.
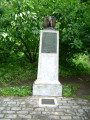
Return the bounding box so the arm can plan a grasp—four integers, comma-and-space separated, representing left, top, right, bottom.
43, 15, 56, 29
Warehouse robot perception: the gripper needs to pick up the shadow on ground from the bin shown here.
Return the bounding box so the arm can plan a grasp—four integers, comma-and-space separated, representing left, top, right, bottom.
60, 75, 90, 98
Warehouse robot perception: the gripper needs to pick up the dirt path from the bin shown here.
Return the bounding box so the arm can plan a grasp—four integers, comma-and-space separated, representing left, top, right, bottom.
60, 75, 90, 98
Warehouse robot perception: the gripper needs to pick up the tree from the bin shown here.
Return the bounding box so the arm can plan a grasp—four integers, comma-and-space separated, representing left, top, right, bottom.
0, 0, 90, 65
0, 0, 40, 63
53, 0, 90, 66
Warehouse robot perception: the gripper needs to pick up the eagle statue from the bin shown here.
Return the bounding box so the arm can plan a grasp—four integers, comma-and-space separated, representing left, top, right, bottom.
43, 15, 56, 29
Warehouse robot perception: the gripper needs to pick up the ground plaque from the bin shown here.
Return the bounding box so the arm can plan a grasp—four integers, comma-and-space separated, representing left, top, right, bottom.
33, 29, 62, 97
42, 99, 55, 105
41, 32, 57, 53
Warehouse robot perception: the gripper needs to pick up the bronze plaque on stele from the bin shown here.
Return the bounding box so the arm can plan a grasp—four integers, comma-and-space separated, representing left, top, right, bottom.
41, 32, 57, 53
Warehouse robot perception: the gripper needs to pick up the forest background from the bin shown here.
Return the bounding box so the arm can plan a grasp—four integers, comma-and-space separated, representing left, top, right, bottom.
0, 0, 90, 97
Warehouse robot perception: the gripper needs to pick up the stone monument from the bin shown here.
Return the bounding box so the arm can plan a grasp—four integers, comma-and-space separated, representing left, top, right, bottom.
33, 16, 62, 96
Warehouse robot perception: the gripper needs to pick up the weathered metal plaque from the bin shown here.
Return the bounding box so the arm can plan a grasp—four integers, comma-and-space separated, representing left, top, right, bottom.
42, 99, 55, 105
41, 32, 57, 53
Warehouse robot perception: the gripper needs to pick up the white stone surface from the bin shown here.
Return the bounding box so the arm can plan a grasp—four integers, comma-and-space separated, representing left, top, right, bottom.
33, 83, 62, 96
33, 29, 62, 96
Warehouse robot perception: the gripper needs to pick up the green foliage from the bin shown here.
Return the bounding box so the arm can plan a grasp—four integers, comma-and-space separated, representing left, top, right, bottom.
83, 95, 90, 100
0, 0, 89, 98
59, 66, 77, 76
0, 85, 32, 97
0, 0, 90, 64
53, 0, 90, 65
63, 84, 78, 97
0, 55, 37, 85
60, 54, 90, 76
0, 0, 40, 63
0, 84, 78, 97
72, 54, 90, 70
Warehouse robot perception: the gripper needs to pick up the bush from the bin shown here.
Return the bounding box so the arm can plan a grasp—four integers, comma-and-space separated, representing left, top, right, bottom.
63, 84, 78, 97
72, 54, 90, 71
59, 54, 90, 76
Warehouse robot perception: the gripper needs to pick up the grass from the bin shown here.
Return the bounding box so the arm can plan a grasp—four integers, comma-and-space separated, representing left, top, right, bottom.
0, 84, 78, 97
0, 56, 37, 86
0, 53, 89, 98
0, 85, 32, 97
1, 84, 90, 99
82, 95, 90, 100
0, 53, 89, 85
62, 84, 78, 97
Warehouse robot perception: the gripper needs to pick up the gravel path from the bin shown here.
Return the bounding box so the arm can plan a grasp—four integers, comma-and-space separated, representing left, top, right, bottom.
0, 96, 90, 120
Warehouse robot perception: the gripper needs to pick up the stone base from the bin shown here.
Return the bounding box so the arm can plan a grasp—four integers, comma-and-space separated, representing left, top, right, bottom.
33, 81, 62, 96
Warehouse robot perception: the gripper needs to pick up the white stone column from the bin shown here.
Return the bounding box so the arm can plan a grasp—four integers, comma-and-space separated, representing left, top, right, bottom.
33, 29, 62, 96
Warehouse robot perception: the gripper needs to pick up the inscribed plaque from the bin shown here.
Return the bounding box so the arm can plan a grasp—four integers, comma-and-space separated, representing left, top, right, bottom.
41, 32, 57, 53
42, 99, 55, 105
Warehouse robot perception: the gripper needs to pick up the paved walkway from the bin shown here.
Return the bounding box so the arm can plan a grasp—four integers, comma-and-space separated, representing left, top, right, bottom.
0, 96, 90, 120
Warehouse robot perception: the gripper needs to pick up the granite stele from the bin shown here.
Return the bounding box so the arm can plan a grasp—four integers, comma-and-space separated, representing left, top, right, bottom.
33, 16, 62, 96
33, 30, 62, 96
